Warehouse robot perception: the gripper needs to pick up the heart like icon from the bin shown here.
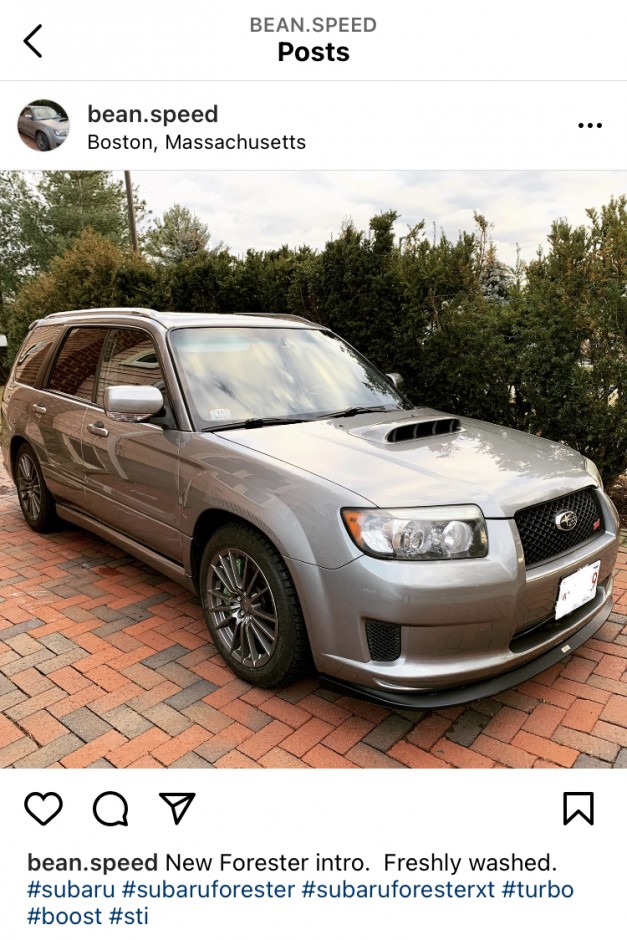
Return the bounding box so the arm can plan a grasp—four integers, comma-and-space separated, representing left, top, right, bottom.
24, 792, 63, 826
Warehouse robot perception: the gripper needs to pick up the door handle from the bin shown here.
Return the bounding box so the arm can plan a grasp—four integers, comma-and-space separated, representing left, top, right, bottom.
87, 422, 109, 438
32, 404, 47, 415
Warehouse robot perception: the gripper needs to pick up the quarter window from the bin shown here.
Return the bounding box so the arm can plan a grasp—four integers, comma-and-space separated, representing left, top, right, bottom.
13, 325, 61, 387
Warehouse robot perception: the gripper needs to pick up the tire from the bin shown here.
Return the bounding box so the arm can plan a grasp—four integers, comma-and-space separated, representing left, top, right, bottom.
199, 522, 312, 687
36, 131, 50, 151
14, 443, 58, 532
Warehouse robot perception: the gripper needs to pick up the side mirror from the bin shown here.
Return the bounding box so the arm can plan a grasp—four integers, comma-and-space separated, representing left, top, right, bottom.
386, 372, 404, 389
104, 385, 164, 422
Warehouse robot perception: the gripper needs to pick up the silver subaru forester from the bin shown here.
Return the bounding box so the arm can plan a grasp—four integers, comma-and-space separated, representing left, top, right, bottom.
1, 308, 619, 707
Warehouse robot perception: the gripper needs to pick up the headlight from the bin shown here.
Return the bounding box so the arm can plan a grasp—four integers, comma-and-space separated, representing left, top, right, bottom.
585, 458, 604, 491
54, 129, 68, 137
341, 505, 488, 560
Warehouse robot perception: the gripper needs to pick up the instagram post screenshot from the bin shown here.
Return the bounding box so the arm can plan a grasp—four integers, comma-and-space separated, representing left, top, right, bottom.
0, 2, 626, 936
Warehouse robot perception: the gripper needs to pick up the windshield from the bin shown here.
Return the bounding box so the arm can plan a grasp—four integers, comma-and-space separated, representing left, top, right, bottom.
31, 107, 59, 120
169, 326, 406, 428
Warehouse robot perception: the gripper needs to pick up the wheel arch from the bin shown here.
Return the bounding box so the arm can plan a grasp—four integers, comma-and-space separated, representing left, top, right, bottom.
195, 511, 314, 686
190, 508, 289, 594
9, 435, 28, 479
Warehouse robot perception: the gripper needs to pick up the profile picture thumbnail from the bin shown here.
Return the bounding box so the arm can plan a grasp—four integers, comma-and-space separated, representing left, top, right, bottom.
17, 99, 70, 152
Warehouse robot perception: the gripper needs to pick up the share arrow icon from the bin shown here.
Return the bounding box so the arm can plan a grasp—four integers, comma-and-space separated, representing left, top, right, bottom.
159, 792, 196, 826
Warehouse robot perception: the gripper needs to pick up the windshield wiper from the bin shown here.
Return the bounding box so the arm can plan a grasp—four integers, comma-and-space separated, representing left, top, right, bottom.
202, 406, 396, 431
201, 416, 308, 432
314, 405, 395, 420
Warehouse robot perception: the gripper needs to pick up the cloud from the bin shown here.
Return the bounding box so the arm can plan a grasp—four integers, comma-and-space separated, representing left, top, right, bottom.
133, 170, 627, 265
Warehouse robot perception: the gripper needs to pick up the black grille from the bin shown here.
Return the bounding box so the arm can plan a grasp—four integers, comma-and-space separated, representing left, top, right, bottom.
515, 487, 603, 567
365, 620, 401, 662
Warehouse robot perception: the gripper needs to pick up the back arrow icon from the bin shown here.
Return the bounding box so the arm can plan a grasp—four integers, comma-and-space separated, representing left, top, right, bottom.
24, 25, 43, 58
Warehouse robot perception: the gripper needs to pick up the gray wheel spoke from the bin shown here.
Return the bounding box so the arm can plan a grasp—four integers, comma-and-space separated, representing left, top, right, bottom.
250, 584, 269, 601
227, 620, 241, 652
252, 607, 277, 625
212, 561, 238, 595
207, 587, 232, 600
250, 617, 274, 648
248, 623, 272, 656
227, 550, 244, 591
206, 591, 226, 602
18, 455, 33, 481
221, 553, 241, 593
244, 623, 256, 663
239, 554, 249, 593
30, 490, 41, 518
245, 565, 260, 595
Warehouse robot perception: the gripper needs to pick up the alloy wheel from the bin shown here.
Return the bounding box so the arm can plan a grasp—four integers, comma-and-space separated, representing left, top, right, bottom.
205, 548, 279, 669
16, 453, 42, 522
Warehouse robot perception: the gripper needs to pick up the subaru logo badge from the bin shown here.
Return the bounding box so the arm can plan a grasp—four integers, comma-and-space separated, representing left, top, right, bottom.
555, 509, 578, 531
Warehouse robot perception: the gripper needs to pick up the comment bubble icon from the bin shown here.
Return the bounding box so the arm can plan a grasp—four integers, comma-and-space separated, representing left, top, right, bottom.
93, 791, 129, 827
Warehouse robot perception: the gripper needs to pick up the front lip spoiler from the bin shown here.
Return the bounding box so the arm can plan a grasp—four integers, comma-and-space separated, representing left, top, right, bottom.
319, 588, 614, 711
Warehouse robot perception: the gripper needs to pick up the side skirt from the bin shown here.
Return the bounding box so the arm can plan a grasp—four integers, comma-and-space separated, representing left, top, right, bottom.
56, 505, 194, 591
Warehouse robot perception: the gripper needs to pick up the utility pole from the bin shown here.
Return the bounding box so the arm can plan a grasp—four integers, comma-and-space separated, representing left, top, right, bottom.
124, 170, 139, 252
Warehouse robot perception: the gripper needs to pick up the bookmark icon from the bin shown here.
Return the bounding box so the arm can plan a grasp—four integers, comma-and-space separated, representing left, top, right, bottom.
563, 792, 594, 826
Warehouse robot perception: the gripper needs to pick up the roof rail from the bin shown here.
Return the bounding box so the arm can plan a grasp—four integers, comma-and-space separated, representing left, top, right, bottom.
226, 311, 311, 323
41, 309, 316, 326
44, 308, 159, 320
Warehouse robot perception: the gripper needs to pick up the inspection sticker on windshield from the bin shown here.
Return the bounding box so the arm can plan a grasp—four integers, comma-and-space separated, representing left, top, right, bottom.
555, 560, 600, 620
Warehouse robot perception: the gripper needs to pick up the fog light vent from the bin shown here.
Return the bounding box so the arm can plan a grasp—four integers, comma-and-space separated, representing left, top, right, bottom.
365, 620, 401, 662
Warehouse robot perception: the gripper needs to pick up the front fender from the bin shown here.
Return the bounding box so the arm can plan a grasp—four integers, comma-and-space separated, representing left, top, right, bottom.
178, 433, 370, 569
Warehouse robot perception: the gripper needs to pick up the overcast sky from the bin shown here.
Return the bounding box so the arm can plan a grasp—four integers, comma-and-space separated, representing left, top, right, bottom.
133, 170, 627, 267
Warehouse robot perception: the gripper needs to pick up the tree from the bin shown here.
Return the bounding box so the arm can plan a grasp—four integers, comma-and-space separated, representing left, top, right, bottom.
315, 211, 405, 369
234, 246, 302, 312
164, 250, 239, 312
144, 204, 211, 263
394, 218, 519, 422
33, 171, 147, 267
518, 198, 627, 481
7, 229, 159, 358
0, 172, 39, 323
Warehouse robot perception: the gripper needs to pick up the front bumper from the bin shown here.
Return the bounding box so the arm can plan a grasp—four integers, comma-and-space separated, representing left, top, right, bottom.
320, 579, 613, 709
288, 491, 619, 706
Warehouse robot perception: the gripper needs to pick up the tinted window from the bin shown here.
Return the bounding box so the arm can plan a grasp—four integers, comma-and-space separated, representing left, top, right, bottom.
47, 327, 108, 400
96, 328, 164, 404
13, 325, 61, 387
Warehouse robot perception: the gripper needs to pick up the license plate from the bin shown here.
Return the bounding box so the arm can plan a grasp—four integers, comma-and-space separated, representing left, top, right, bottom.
555, 560, 601, 620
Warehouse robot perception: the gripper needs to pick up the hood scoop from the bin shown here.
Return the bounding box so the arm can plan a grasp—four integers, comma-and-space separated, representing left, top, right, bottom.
348, 414, 461, 444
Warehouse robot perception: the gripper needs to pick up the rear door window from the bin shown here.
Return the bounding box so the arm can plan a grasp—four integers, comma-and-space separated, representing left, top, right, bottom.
46, 327, 108, 400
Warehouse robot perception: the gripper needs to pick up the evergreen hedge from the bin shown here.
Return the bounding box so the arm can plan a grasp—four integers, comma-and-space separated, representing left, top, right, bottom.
6, 206, 627, 482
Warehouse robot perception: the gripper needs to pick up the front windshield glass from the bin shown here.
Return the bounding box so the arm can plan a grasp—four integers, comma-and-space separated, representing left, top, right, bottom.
170, 326, 406, 428
31, 107, 59, 120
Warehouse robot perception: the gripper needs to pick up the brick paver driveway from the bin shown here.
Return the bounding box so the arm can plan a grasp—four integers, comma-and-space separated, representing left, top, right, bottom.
1, 464, 626, 769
